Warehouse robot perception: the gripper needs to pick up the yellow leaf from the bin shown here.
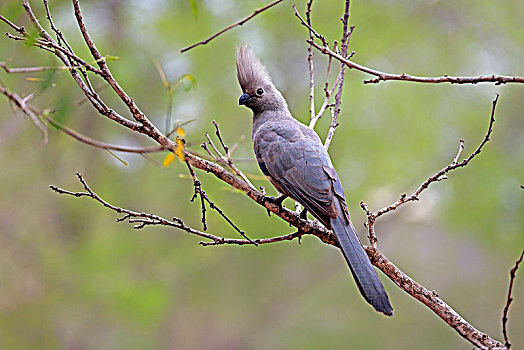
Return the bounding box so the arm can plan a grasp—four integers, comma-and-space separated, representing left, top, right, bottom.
163, 153, 175, 167
175, 127, 186, 137
175, 137, 185, 161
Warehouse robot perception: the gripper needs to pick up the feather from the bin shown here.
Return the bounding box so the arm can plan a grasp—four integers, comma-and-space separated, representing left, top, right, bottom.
236, 45, 272, 90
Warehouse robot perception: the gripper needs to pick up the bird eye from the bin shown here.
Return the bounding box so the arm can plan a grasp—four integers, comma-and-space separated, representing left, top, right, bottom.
256, 88, 264, 95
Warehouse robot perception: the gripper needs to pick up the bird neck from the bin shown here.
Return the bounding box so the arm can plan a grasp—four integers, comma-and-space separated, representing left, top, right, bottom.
251, 109, 293, 135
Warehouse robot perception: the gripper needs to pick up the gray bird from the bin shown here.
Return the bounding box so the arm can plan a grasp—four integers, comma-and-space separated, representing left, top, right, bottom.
236, 46, 393, 316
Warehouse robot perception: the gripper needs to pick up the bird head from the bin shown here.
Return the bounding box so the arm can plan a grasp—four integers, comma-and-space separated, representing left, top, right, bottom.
236, 45, 287, 113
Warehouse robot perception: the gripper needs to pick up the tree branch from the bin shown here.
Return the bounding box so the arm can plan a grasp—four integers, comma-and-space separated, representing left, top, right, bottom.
305, 0, 315, 122
361, 95, 499, 246
368, 248, 504, 349
46, 117, 166, 154
308, 40, 524, 85
324, 0, 353, 150
180, 0, 284, 53
49, 172, 234, 241
0, 80, 48, 141
502, 249, 524, 349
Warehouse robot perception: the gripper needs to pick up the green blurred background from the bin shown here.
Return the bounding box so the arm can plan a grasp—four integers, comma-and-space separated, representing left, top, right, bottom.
0, 0, 523, 348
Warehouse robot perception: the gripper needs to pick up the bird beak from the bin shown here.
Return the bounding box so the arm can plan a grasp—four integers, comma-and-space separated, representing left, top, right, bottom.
239, 92, 252, 105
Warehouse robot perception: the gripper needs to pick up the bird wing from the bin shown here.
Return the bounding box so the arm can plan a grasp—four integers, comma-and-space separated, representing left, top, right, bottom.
254, 121, 346, 226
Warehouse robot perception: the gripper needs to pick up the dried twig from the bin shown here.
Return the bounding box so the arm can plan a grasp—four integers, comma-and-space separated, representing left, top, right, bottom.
0, 62, 80, 73
46, 117, 165, 153
292, 4, 328, 47
186, 160, 209, 230
378, 95, 497, 218
43, 0, 70, 50
0, 81, 167, 154
309, 59, 339, 128
50, 173, 233, 241
53, 168, 519, 348
0, 14, 26, 34
324, 0, 353, 150
502, 249, 524, 349
0, 80, 48, 141
202, 121, 256, 190
180, 0, 284, 53
308, 40, 524, 85
185, 160, 257, 244
361, 95, 499, 246
305, 0, 315, 122
293, 3, 347, 131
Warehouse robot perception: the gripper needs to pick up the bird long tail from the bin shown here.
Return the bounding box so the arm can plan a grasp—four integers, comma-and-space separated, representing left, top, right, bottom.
330, 210, 393, 316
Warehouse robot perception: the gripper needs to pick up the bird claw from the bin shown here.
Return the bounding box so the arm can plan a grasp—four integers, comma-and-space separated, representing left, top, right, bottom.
265, 194, 287, 207
265, 194, 287, 216
299, 208, 308, 219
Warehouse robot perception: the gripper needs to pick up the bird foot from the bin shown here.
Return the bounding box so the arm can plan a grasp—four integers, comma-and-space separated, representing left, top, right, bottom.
265, 194, 287, 216
299, 208, 308, 219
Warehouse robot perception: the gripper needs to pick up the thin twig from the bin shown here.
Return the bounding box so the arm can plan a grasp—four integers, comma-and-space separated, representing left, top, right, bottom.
50, 173, 228, 241
4, 32, 26, 41
19, 1, 141, 131
185, 161, 208, 230
205, 122, 256, 190
0, 62, 88, 73
361, 94, 499, 246
324, 1, 353, 150
212, 120, 229, 155
0, 80, 48, 141
0, 14, 26, 34
180, 0, 284, 53
292, 4, 328, 46
185, 161, 257, 245
452, 139, 465, 165
294, 1, 352, 136
43, 0, 68, 49
375, 94, 498, 219
309, 56, 339, 128
71, 0, 163, 136
305, 0, 315, 122
502, 249, 524, 349
199, 231, 303, 246
41, 0, 100, 102
46, 117, 165, 153
308, 40, 524, 85
0, 79, 166, 154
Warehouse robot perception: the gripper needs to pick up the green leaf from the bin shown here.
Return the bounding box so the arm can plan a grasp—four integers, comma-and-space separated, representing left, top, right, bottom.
105, 149, 128, 167
24, 30, 40, 47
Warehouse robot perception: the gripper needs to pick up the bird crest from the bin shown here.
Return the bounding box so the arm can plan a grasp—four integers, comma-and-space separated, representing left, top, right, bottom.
236, 45, 271, 91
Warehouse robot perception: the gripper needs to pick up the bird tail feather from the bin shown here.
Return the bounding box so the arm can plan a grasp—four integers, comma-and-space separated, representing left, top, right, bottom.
330, 210, 393, 316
